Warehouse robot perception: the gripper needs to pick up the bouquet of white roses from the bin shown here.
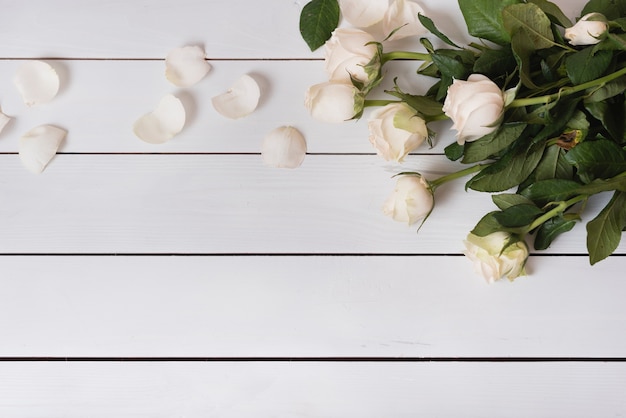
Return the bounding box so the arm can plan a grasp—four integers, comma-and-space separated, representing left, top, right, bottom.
300, 0, 626, 282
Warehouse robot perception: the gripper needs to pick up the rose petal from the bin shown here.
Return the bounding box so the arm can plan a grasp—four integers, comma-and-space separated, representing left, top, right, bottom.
212, 74, 260, 119
165, 45, 212, 87
133, 94, 186, 144
261, 126, 307, 168
19, 125, 67, 174
0, 109, 12, 134
14, 60, 60, 107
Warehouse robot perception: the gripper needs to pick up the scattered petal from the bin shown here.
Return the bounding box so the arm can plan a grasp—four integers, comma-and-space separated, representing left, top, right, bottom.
261, 126, 307, 168
19, 125, 67, 174
0, 109, 12, 135
165, 45, 212, 87
14, 60, 60, 106
212, 74, 260, 119
133, 94, 186, 144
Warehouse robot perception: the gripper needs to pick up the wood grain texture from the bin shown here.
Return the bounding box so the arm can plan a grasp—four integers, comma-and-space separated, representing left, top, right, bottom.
0, 361, 624, 417
0, 255, 624, 357
0, 154, 621, 255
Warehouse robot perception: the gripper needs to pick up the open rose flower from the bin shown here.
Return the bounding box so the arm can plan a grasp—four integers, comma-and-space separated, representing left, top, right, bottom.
383, 174, 434, 225
305, 81, 363, 123
443, 74, 505, 145
368, 102, 428, 162
324, 28, 379, 85
338, 0, 388, 28
464, 232, 528, 283
383, 0, 428, 41
564, 13, 608, 46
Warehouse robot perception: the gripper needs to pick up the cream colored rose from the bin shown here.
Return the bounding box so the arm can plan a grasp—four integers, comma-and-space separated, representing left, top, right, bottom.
324, 28, 379, 85
564, 13, 608, 46
368, 102, 428, 162
463, 232, 528, 283
338, 0, 388, 28
305, 82, 362, 123
383, 0, 427, 41
443, 74, 505, 145
383, 175, 434, 225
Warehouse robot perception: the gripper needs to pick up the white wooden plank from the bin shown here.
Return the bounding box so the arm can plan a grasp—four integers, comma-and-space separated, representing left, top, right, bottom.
0, 255, 624, 357
0, 0, 589, 59
0, 361, 624, 417
0, 59, 448, 154
0, 154, 621, 254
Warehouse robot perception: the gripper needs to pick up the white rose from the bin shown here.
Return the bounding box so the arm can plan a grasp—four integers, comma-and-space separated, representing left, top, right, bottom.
463, 232, 528, 283
324, 28, 379, 85
305, 81, 362, 123
443, 74, 505, 145
383, 0, 427, 41
564, 13, 608, 46
383, 175, 434, 225
338, 0, 388, 28
368, 102, 428, 162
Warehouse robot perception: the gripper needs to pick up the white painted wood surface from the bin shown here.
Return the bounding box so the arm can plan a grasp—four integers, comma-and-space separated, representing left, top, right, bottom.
0, 0, 625, 416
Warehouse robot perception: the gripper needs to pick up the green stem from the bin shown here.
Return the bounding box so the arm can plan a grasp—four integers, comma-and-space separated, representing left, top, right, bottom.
381, 51, 431, 64
430, 163, 489, 190
525, 194, 588, 232
364, 99, 401, 108
508, 66, 626, 108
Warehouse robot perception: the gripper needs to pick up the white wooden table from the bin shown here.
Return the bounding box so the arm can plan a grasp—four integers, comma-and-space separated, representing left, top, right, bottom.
0, 0, 625, 416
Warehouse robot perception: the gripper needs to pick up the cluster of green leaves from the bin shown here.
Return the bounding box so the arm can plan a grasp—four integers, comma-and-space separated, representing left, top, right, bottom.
434, 0, 626, 264
299, 0, 626, 265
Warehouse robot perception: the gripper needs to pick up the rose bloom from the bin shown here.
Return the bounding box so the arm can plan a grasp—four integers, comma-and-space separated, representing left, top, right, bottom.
305, 81, 361, 123
338, 0, 388, 27
383, 175, 434, 225
383, 0, 427, 41
368, 102, 428, 162
443, 74, 505, 145
324, 28, 379, 85
463, 232, 529, 283
564, 13, 608, 46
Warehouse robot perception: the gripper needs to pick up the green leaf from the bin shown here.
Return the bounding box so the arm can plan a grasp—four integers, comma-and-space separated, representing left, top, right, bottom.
534, 216, 577, 250
459, 0, 521, 45
503, 3, 556, 88
565, 139, 626, 183
444, 142, 464, 161
299, 0, 340, 51
581, 0, 626, 20
385, 86, 444, 120
576, 176, 626, 194
520, 178, 580, 206
472, 47, 517, 80
462, 123, 527, 163
565, 48, 612, 85
493, 204, 544, 227
528, 0, 572, 27
430, 49, 475, 80
471, 212, 504, 236
492, 193, 536, 210
467, 141, 545, 192
587, 190, 626, 264
418, 13, 462, 48
585, 100, 626, 142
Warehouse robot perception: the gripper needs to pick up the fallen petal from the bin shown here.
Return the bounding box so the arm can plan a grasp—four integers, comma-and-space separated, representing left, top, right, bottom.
19, 125, 67, 174
0, 109, 12, 134
133, 94, 186, 144
261, 126, 307, 168
212, 74, 260, 119
14, 60, 60, 106
165, 45, 212, 87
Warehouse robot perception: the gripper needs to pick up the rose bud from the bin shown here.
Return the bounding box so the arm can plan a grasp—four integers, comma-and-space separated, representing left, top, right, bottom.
338, 0, 388, 28
383, 174, 434, 225
443, 74, 505, 145
368, 102, 428, 162
383, 0, 428, 41
463, 232, 529, 283
564, 13, 608, 46
304, 81, 363, 123
324, 28, 379, 85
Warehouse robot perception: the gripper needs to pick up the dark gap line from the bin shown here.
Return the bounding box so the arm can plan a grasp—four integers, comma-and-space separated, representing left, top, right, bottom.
0, 253, 612, 257
0, 356, 624, 363
0, 152, 431, 157
0, 57, 324, 62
